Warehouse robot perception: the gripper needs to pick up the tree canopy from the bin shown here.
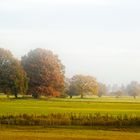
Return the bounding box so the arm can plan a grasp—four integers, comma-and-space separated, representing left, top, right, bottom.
67, 75, 98, 98
21, 48, 65, 98
0, 48, 28, 98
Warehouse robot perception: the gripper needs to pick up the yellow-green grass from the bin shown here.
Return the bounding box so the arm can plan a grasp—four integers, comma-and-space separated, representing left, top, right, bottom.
0, 96, 139, 116
0, 126, 140, 140
0, 96, 140, 139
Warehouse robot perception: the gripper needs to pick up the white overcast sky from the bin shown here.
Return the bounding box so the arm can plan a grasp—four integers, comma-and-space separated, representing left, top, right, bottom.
0, 0, 140, 85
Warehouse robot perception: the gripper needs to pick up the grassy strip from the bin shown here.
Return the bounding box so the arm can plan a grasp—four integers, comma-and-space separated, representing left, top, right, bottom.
0, 99, 140, 116
0, 113, 139, 127
0, 127, 140, 140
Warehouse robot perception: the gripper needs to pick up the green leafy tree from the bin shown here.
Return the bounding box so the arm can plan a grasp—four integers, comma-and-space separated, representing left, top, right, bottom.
68, 75, 98, 98
0, 48, 28, 98
21, 48, 65, 98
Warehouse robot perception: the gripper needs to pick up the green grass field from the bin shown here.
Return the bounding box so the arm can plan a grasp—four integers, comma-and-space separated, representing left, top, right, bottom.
0, 96, 139, 116
0, 96, 140, 140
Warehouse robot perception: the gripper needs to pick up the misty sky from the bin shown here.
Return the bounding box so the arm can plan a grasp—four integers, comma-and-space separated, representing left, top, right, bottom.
0, 0, 140, 85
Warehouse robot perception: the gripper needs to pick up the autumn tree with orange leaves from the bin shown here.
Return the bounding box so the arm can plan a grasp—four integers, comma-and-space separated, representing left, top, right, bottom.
21, 48, 65, 98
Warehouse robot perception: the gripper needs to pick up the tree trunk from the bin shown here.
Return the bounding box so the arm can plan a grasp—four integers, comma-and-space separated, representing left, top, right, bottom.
5, 90, 9, 98
32, 93, 40, 99
134, 96, 136, 99
81, 94, 84, 99
70, 95, 72, 99
6, 93, 9, 98
14, 92, 18, 98
98, 95, 102, 98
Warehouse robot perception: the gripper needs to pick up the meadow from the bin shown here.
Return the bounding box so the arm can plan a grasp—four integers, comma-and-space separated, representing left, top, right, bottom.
0, 96, 140, 140
0, 96, 139, 116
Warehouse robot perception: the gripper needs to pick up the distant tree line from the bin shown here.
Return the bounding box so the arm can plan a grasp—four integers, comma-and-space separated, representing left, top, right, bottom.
0, 48, 140, 99
109, 82, 140, 99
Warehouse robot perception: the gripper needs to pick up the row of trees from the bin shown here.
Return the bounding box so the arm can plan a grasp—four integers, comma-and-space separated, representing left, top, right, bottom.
0, 48, 140, 99
64, 79, 140, 99
110, 81, 140, 99
0, 48, 99, 99
0, 48, 65, 98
